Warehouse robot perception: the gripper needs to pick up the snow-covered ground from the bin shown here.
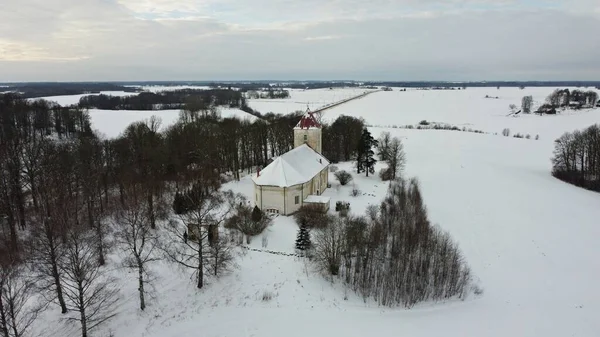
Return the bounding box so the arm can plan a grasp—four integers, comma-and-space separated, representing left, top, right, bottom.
32, 91, 136, 106
247, 87, 373, 115
324, 87, 600, 141
31, 87, 600, 337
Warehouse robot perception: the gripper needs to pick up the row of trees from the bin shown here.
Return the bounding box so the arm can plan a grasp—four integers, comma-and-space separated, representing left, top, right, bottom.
310, 178, 473, 307
78, 89, 247, 111
552, 124, 600, 192
245, 90, 290, 99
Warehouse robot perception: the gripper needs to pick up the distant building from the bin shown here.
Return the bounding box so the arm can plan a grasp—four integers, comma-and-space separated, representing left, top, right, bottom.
536, 104, 556, 114
252, 111, 330, 215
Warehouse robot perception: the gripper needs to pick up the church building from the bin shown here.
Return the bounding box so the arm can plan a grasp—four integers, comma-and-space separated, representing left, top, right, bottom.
252, 111, 330, 215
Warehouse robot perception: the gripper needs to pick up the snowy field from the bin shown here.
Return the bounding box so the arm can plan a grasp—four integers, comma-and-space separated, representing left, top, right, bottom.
324, 87, 600, 141
30, 87, 600, 337
89, 107, 256, 138
32, 91, 136, 106
247, 87, 374, 115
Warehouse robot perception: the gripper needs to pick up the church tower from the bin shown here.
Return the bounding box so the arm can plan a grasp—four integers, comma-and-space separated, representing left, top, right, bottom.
294, 110, 322, 154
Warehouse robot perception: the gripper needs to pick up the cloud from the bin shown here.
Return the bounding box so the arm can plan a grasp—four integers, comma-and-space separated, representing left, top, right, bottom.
0, 0, 599, 81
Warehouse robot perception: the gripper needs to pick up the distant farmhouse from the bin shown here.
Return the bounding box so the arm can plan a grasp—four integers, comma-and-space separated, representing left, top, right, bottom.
252, 111, 330, 215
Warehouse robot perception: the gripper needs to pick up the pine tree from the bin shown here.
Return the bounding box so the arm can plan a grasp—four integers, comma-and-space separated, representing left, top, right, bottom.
356, 128, 378, 177
295, 225, 311, 251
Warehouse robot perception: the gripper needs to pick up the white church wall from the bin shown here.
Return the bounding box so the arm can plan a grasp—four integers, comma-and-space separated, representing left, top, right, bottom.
284, 184, 303, 215
255, 185, 285, 214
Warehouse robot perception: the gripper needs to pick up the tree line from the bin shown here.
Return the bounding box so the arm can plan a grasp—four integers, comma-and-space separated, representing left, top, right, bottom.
78, 89, 247, 111
552, 124, 600, 192
546, 89, 598, 109
2, 83, 138, 99
245, 90, 290, 99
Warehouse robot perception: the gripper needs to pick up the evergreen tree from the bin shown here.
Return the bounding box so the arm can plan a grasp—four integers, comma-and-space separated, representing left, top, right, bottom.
173, 191, 186, 214
295, 225, 311, 251
251, 205, 263, 223
356, 128, 378, 177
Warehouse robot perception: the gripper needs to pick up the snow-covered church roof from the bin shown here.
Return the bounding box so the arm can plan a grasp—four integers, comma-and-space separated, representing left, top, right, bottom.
252, 144, 329, 187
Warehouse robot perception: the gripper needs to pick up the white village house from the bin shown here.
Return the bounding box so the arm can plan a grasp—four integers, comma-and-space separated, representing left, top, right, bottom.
252, 112, 331, 215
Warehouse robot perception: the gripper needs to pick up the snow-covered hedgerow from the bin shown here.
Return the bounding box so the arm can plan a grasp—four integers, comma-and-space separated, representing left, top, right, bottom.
312, 177, 473, 308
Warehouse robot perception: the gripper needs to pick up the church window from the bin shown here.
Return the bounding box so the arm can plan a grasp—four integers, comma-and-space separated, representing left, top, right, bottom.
295, 196, 300, 204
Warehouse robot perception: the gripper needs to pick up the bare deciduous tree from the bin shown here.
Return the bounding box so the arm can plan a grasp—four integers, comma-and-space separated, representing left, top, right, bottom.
0, 261, 41, 337
60, 230, 118, 337
386, 137, 406, 180
29, 214, 68, 314
164, 189, 239, 289
115, 202, 159, 311
521, 95, 533, 114
377, 131, 392, 162
312, 216, 345, 277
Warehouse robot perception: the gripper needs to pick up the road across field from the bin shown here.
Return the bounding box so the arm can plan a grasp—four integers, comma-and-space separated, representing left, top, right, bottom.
312, 89, 381, 114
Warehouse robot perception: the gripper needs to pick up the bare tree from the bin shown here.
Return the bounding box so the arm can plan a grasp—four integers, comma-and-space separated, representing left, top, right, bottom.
387, 137, 406, 180
115, 202, 159, 311
377, 131, 392, 162
312, 215, 345, 277
29, 214, 68, 314
0, 262, 41, 337
205, 236, 236, 277
164, 188, 239, 289
521, 95, 533, 114
60, 229, 119, 337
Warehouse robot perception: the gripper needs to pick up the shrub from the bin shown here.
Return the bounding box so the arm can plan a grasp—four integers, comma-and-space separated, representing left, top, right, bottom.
535, 134, 539, 140
335, 201, 350, 217
334, 170, 353, 186
419, 120, 430, 126
261, 291, 274, 302
350, 187, 361, 197
379, 168, 393, 181
226, 203, 270, 239
502, 128, 510, 137
329, 165, 339, 173
525, 134, 531, 139
513, 133, 524, 138
294, 204, 331, 229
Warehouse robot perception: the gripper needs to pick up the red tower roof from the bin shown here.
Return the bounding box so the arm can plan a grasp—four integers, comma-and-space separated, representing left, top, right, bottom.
296, 110, 321, 129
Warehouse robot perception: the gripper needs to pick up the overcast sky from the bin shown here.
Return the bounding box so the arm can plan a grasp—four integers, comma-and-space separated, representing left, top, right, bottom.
1, 0, 599, 81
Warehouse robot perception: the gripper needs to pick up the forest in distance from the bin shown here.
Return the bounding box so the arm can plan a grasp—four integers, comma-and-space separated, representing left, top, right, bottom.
4, 81, 600, 99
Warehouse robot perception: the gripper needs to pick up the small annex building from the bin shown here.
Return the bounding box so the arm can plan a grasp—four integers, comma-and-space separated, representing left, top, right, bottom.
252, 111, 330, 215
